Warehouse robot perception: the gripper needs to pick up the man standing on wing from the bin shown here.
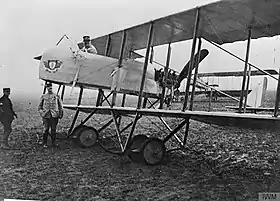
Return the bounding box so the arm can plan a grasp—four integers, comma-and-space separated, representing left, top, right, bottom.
38, 82, 63, 148
0, 88, 17, 148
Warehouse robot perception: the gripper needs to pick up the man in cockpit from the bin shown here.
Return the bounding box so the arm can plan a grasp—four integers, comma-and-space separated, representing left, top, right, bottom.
81, 35, 98, 54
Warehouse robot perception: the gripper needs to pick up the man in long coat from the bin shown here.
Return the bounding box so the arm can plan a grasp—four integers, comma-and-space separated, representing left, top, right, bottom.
0, 88, 17, 148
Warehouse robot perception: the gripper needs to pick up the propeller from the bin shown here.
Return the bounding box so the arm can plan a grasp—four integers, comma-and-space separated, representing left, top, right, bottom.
175, 49, 209, 89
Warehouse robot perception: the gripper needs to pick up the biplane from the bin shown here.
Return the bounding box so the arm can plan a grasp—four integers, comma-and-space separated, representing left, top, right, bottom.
187, 69, 272, 103
196, 69, 277, 97
35, 0, 280, 165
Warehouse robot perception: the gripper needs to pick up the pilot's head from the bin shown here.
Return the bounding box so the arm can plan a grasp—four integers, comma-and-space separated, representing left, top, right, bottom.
83, 35, 91, 43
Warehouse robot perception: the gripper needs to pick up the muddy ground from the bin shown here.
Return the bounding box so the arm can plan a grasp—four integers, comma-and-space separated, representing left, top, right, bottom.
0, 96, 280, 200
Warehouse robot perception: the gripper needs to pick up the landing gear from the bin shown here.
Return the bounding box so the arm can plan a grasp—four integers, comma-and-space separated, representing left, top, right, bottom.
140, 138, 165, 165
72, 125, 99, 148
127, 135, 166, 165
127, 135, 149, 163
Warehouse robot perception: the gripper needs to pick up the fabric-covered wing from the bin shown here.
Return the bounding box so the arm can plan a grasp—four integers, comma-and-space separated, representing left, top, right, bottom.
79, 0, 280, 59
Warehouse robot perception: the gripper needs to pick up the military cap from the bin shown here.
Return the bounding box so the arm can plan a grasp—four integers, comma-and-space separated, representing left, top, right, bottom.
45, 82, 52, 87
83, 35, 91, 41
3, 88, 10, 92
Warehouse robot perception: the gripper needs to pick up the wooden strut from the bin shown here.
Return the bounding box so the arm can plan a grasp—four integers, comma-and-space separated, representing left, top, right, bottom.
77, 97, 157, 138
78, 90, 116, 126
112, 31, 127, 107
183, 119, 190, 147
68, 86, 84, 136
117, 94, 127, 126
189, 37, 202, 111
122, 112, 140, 150
147, 98, 160, 109
100, 90, 114, 107
101, 111, 144, 139
147, 98, 184, 146
105, 34, 111, 56
77, 96, 159, 145
163, 119, 188, 143
101, 34, 111, 107
98, 119, 114, 133
208, 89, 213, 112
160, 43, 172, 109
96, 89, 103, 106
183, 8, 200, 111
43, 81, 47, 94
111, 111, 124, 151
143, 98, 148, 108
61, 85, 65, 101
57, 84, 62, 95
239, 28, 252, 113
244, 65, 252, 112
137, 22, 154, 109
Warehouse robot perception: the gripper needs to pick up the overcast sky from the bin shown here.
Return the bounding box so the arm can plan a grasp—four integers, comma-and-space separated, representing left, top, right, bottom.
1, 0, 280, 96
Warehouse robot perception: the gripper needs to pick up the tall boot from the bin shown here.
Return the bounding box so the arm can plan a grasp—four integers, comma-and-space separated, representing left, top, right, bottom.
3, 131, 10, 148
0, 133, 3, 142
51, 131, 58, 147
43, 131, 49, 146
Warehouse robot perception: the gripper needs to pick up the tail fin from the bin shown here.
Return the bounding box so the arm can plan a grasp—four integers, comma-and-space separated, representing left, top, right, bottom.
247, 77, 267, 107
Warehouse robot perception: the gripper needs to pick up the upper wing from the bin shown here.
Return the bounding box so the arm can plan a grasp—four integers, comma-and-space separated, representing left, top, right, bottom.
78, 0, 280, 59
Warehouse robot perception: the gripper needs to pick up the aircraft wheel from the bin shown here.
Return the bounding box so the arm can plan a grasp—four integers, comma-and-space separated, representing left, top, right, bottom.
76, 127, 99, 148
127, 135, 149, 163
140, 138, 165, 165
72, 125, 89, 143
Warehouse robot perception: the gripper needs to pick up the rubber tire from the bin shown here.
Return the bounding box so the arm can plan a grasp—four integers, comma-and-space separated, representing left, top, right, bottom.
72, 125, 89, 144
127, 135, 149, 163
76, 127, 99, 148
140, 137, 166, 165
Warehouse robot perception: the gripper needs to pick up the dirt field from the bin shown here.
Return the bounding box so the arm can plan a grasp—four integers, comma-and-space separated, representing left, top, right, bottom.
0, 94, 280, 200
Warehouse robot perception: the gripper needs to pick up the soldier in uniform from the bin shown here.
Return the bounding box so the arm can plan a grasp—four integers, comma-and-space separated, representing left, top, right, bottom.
0, 88, 17, 148
38, 83, 63, 148
81, 35, 98, 54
